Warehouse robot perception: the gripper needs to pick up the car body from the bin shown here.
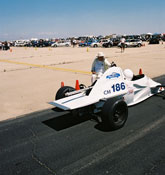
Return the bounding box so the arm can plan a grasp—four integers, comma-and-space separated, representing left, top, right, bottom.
118, 39, 142, 48
90, 41, 102, 47
1, 41, 10, 50
111, 38, 121, 46
15, 40, 30, 47
102, 40, 113, 48
79, 40, 95, 47
149, 35, 160, 44
51, 41, 71, 47
50, 67, 164, 130
0, 42, 2, 49
90, 39, 110, 47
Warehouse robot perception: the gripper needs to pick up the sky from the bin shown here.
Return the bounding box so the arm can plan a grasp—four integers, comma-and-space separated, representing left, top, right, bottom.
0, 0, 164, 40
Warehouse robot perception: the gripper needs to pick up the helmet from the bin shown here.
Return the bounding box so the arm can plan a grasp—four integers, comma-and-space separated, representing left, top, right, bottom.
123, 69, 133, 81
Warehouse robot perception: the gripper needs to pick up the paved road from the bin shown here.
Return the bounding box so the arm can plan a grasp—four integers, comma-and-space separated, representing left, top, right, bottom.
0, 76, 165, 175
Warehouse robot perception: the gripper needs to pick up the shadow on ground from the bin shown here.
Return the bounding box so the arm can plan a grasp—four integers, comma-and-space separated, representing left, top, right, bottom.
43, 109, 92, 131
42, 108, 113, 132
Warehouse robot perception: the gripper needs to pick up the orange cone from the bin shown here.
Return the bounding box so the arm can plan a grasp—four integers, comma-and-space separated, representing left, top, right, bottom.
10, 48, 12, 52
61, 82, 64, 87
75, 80, 80, 90
139, 68, 142, 75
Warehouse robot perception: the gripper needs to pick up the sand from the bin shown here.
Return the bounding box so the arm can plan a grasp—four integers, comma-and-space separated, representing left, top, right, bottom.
0, 43, 165, 121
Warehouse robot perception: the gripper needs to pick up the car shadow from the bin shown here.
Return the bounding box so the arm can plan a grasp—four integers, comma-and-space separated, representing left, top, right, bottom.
43, 108, 114, 132
43, 110, 92, 131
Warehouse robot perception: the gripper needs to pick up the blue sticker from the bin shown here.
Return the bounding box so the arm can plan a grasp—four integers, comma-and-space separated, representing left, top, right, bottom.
106, 72, 120, 79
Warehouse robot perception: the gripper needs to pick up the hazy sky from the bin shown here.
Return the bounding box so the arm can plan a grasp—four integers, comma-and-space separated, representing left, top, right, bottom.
0, 0, 164, 40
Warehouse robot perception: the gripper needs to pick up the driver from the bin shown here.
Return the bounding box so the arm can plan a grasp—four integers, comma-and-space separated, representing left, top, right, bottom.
91, 52, 113, 83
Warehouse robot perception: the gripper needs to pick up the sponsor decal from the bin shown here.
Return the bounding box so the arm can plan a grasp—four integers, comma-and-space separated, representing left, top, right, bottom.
104, 90, 111, 95
106, 72, 120, 79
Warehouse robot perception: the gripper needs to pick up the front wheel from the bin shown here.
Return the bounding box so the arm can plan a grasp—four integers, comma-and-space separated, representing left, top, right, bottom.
55, 86, 75, 100
137, 43, 141, 47
101, 99, 128, 130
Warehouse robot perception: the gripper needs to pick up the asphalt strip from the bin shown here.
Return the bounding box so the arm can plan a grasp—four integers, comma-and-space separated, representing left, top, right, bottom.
58, 116, 165, 175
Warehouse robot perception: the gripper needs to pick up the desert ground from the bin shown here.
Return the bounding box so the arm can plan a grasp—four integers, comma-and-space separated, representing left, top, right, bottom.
0, 43, 165, 121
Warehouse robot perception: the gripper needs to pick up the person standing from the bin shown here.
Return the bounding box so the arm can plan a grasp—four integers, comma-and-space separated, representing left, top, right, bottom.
120, 37, 126, 53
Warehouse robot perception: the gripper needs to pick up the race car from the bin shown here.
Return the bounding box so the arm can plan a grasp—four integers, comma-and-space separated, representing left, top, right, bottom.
49, 66, 165, 130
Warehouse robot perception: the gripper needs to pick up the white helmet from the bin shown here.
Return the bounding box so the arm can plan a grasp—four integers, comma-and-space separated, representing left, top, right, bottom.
123, 69, 133, 81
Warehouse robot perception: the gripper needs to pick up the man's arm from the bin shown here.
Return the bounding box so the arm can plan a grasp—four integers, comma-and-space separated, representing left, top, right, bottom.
91, 59, 96, 73
105, 59, 111, 67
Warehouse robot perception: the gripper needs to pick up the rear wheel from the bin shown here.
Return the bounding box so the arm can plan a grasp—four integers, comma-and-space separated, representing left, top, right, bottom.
55, 86, 75, 100
137, 43, 141, 47
101, 99, 128, 130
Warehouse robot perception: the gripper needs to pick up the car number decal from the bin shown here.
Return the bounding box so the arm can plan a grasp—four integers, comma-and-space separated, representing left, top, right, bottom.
112, 82, 125, 92
104, 82, 126, 95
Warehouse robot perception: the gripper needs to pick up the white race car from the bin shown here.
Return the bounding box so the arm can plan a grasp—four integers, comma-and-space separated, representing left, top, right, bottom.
50, 67, 164, 130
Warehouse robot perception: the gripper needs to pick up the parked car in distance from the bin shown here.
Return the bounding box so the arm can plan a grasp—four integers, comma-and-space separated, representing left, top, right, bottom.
90, 41, 102, 47
111, 38, 121, 46
149, 35, 160, 44
79, 39, 95, 47
0, 42, 2, 50
102, 40, 113, 48
51, 41, 71, 47
118, 39, 142, 48
15, 40, 30, 47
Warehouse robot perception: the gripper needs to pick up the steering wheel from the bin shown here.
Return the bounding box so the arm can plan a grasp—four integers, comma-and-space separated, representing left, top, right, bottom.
111, 61, 117, 67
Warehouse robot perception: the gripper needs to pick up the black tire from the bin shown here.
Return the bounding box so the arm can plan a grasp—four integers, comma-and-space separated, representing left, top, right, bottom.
55, 86, 75, 100
66, 44, 69, 47
137, 43, 141, 47
101, 99, 128, 130
79, 84, 86, 89
93, 44, 98, 48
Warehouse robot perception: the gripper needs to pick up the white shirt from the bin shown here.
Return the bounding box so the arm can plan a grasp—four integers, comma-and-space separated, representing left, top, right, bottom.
120, 38, 125, 43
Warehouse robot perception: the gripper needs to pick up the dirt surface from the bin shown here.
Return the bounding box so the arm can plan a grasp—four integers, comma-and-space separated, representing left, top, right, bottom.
0, 43, 165, 121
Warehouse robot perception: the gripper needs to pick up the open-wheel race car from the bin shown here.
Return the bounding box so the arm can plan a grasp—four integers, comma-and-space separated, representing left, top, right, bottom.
49, 66, 165, 130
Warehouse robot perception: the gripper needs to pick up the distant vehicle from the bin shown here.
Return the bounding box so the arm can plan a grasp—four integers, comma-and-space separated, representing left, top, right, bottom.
79, 40, 95, 47
0, 42, 2, 50
30, 40, 52, 47
90, 41, 102, 47
162, 34, 165, 41
149, 38, 159, 44
118, 39, 142, 48
15, 40, 30, 47
2, 41, 10, 50
51, 41, 71, 47
111, 38, 121, 46
125, 35, 141, 40
90, 39, 111, 47
102, 40, 113, 48
149, 35, 160, 44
